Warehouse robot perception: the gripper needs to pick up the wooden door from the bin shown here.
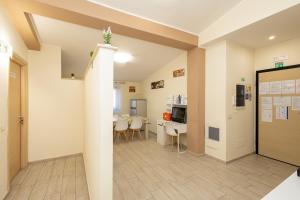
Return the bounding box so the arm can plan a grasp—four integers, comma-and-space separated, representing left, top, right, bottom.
257, 66, 300, 166
8, 61, 22, 181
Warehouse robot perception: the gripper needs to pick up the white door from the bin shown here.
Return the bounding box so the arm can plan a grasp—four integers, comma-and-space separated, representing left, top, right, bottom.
137, 100, 147, 117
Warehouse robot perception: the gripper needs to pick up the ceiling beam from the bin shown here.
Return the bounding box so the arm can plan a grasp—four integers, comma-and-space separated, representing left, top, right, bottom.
5, 0, 198, 50
4, 0, 41, 50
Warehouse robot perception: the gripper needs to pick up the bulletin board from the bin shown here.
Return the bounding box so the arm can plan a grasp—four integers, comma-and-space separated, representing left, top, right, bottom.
256, 65, 300, 166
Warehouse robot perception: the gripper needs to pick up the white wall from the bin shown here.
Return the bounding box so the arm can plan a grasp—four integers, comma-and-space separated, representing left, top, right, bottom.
226, 41, 254, 161
0, 1, 28, 60
142, 52, 187, 133
255, 37, 300, 70
84, 45, 115, 200
205, 40, 254, 162
28, 44, 84, 162
0, 52, 11, 200
205, 41, 227, 161
115, 81, 144, 115
0, 1, 28, 198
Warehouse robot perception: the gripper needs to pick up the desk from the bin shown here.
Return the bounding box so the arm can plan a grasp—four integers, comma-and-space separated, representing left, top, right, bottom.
113, 116, 150, 139
262, 172, 300, 200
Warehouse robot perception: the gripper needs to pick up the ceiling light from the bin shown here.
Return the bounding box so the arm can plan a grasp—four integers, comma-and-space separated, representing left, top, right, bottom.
114, 52, 133, 64
268, 35, 276, 40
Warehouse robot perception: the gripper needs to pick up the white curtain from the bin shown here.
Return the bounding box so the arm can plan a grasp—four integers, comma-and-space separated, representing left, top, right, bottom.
113, 87, 121, 113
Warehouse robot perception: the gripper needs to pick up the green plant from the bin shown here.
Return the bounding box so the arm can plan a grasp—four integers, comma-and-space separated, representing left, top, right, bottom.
103, 26, 112, 44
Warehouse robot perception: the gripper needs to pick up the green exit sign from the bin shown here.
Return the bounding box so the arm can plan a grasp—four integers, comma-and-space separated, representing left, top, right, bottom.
275, 62, 284, 68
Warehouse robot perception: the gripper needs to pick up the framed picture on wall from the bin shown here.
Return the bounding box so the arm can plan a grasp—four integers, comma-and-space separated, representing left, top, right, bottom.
173, 68, 185, 77
129, 86, 136, 93
151, 80, 164, 89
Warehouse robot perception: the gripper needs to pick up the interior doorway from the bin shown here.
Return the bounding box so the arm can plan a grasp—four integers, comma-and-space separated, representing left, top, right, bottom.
8, 60, 22, 181
8, 56, 28, 183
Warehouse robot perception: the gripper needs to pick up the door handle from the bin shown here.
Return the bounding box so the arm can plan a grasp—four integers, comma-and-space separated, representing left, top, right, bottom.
18, 116, 24, 125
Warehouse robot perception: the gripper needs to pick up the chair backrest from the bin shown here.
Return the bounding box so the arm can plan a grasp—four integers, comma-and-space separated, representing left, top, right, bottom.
121, 114, 130, 118
164, 122, 177, 136
115, 119, 128, 131
130, 117, 143, 130
113, 114, 119, 121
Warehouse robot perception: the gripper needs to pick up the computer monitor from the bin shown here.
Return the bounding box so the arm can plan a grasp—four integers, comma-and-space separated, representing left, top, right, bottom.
171, 106, 187, 123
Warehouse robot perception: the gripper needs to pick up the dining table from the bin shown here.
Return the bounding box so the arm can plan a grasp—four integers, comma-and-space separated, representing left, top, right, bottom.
113, 116, 150, 139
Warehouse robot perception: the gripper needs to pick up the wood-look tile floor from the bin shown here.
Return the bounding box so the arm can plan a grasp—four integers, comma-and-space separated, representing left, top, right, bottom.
113, 135, 297, 200
5, 155, 89, 200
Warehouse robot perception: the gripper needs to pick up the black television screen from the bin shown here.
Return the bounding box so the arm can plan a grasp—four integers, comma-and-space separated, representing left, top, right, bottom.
171, 106, 187, 123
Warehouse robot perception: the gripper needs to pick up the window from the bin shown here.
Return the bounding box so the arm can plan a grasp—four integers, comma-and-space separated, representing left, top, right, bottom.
113, 87, 121, 113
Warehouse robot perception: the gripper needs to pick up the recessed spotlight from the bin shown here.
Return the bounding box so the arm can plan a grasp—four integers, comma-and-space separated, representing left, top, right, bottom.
268, 35, 276, 40
114, 52, 133, 64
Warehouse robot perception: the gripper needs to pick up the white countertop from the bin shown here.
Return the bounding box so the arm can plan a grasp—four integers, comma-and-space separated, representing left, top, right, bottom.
262, 171, 300, 200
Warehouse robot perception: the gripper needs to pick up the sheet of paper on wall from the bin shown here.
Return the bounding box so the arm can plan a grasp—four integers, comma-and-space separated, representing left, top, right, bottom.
261, 97, 273, 109
262, 109, 272, 123
281, 96, 292, 107
292, 96, 300, 111
273, 96, 292, 107
282, 80, 295, 94
273, 97, 282, 106
275, 106, 288, 120
269, 81, 282, 94
296, 79, 300, 94
259, 82, 270, 95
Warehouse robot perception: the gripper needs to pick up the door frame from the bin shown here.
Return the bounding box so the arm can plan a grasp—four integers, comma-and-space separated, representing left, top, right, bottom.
255, 64, 300, 165
8, 52, 28, 179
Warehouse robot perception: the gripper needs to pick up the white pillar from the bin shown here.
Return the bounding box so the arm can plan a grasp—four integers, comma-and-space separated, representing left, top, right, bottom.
84, 44, 117, 200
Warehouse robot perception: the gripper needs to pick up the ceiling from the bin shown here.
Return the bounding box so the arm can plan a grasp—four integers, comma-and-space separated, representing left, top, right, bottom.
225, 4, 300, 48
87, 0, 242, 34
33, 15, 184, 81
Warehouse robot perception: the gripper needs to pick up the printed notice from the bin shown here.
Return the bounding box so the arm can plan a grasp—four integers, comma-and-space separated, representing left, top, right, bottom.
282, 80, 295, 94
275, 106, 288, 120
281, 96, 292, 107
259, 82, 270, 95
273, 96, 291, 107
273, 97, 281, 106
296, 80, 300, 94
261, 97, 272, 109
262, 109, 272, 123
269, 81, 281, 94
292, 96, 300, 111
9, 72, 16, 79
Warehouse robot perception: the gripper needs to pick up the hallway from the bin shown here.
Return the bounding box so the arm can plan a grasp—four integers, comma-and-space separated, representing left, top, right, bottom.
5, 155, 89, 200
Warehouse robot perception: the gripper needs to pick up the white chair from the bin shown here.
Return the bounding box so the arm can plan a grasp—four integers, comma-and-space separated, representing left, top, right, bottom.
164, 122, 178, 151
113, 114, 119, 121
114, 118, 129, 143
113, 114, 119, 128
129, 117, 143, 140
121, 114, 130, 118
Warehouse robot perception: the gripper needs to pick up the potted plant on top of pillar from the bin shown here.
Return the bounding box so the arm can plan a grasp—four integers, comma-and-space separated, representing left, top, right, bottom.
103, 26, 112, 45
